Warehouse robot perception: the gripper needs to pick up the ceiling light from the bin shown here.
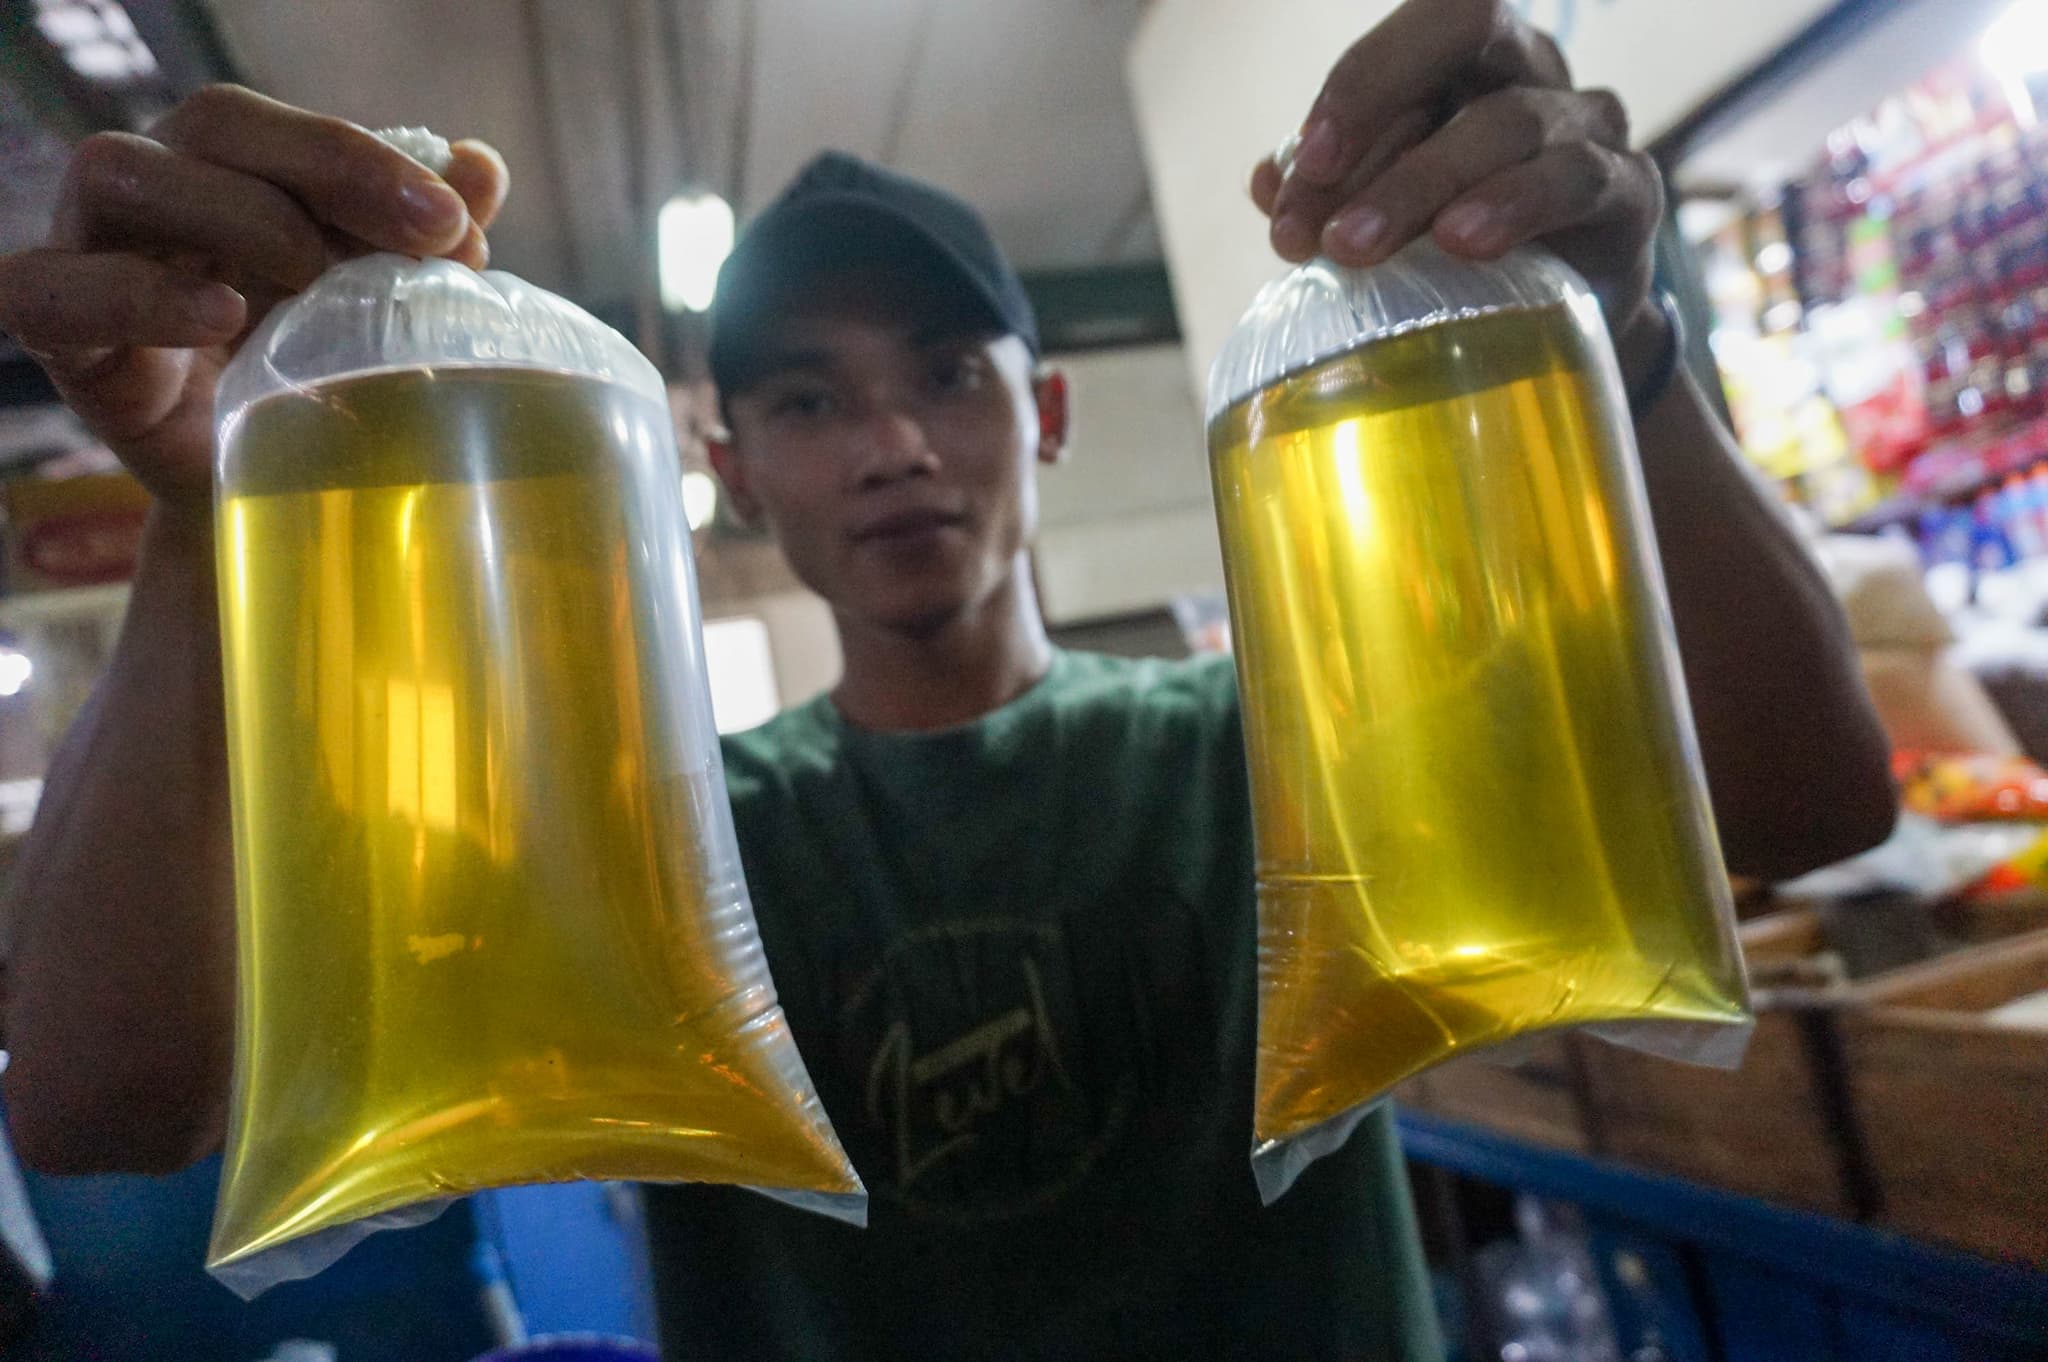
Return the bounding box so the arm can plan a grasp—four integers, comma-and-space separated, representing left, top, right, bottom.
0, 647, 33, 699
658, 192, 735, 313
33, 0, 159, 83
680, 470, 720, 532
35, 5, 98, 44
64, 40, 140, 80
96, 1, 136, 41
1983, 0, 2048, 82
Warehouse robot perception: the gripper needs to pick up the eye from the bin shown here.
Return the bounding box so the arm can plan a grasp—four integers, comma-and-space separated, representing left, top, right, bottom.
926, 351, 988, 396
767, 386, 835, 421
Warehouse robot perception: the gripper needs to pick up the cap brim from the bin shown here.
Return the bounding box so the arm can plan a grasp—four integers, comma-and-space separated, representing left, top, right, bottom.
710, 194, 1021, 393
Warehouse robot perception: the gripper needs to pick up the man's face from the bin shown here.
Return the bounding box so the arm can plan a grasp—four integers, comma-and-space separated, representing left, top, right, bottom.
715, 265, 1060, 637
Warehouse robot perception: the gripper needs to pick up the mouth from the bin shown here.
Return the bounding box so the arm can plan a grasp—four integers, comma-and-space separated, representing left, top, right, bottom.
850, 507, 969, 545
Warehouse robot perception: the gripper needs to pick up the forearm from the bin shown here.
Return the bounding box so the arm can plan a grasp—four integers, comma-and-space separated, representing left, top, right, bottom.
2, 508, 235, 1173
1629, 360, 1895, 880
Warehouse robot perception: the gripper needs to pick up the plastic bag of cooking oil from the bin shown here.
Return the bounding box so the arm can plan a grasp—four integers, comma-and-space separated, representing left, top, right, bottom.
206, 155, 862, 1294
1207, 238, 1753, 1202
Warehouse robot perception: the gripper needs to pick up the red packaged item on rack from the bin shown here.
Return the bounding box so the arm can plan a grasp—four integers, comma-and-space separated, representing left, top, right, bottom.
1895, 749, 2048, 822
1841, 367, 1931, 472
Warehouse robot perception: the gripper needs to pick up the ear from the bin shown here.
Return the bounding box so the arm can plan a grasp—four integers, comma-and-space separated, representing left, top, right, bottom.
705, 433, 763, 525
1033, 368, 1070, 466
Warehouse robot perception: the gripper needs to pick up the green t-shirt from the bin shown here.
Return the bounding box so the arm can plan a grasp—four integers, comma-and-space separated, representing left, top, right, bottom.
643, 650, 1440, 1361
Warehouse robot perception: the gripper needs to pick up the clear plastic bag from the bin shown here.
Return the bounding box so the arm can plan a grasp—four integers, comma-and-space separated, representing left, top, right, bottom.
206, 250, 864, 1295
1206, 241, 1752, 1202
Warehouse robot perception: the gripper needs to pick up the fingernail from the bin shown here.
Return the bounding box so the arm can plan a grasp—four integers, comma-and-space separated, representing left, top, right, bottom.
1271, 212, 1318, 261
457, 138, 509, 183
1328, 207, 1388, 261
398, 177, 466, 241
1438, 201, 1502, 251
188, 281, 244, 332
1295, 117, 1341, 181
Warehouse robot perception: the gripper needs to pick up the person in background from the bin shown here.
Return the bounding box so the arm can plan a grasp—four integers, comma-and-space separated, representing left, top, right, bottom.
0, 0, 1893, 1356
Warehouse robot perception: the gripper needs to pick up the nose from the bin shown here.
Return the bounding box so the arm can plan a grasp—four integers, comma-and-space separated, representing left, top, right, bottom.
850, 402, 940, 490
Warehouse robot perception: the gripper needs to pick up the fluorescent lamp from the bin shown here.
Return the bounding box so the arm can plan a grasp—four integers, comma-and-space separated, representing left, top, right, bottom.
1983, 0, 2048, 83
658, 192, 735, 313
0, 647, 33, 699
33, 0, 159, 82
680, 470, 720, 531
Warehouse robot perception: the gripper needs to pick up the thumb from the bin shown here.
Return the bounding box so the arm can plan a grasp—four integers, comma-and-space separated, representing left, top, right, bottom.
442, 140, 509, 234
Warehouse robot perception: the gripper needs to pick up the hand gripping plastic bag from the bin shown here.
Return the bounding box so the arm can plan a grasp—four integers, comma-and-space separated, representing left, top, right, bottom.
205, 135, 862, 1294
1205, 237, 1753, 1201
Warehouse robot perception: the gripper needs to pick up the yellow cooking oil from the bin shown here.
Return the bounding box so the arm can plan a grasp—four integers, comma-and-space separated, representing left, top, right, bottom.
1209, 303, 1748, 1145
209, 367, 857, 1272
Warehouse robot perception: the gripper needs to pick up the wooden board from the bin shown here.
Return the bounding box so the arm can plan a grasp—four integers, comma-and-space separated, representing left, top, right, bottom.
1739, 905, 1826, 965
1393, 1034, 1588, 1153
1839, 931, 2048, 1266
1577, 1006, 1858, 1217
1399, 905, 2048, 1247
1931, 889, 2048, 945
1573, 908, 1857, 1214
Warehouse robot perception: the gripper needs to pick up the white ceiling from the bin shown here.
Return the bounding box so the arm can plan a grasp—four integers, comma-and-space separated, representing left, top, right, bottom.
198, 0, 1161, 310
739, 0, 1159, 268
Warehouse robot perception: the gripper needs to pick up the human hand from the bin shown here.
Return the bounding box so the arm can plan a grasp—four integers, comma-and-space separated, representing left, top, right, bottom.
0, 85, 508, 523
1249, 0, 1668, 368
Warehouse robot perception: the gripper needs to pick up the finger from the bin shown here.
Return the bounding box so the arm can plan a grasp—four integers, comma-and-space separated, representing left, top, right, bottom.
444, 219, 490, 272
1431, 144, 1660, 262
1269, 106, 1434, 261
0, 248, 244, 356
1292, 0, 1570, 187
311, 217, 488, 275
153, 84, 469, 256
443, 139, 509, 232
1317, 87, 1628, 266
47, 348, 208, 471
1250, 157, 1282, 217
51, 131, 330, 293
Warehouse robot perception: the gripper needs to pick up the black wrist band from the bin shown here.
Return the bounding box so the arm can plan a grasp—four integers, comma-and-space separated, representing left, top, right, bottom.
1625, 291, 1684, 422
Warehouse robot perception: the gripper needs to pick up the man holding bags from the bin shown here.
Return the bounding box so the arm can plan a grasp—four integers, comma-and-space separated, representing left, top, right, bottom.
0, 0, 1890, 1355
